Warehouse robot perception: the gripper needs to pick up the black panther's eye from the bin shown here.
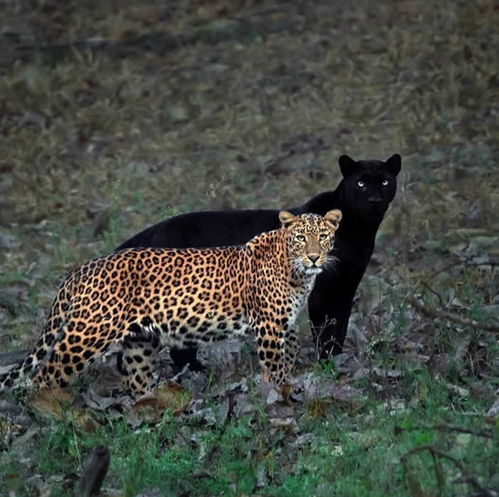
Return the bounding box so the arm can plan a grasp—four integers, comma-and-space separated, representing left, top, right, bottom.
381, 179, 389, 186
357, 180, 365, 188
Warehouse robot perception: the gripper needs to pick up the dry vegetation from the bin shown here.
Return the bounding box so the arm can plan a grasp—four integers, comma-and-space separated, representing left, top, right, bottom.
0, 1, 498, 496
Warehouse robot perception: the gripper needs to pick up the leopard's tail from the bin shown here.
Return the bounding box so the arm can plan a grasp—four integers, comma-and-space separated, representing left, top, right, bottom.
0, 359, 27, 391
0, 324, 62, 392
0, 271, 76, 393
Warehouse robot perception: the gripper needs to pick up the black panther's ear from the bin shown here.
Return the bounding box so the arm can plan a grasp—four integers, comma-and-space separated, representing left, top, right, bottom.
384, 154, 401, 175
338, 155, 357, 177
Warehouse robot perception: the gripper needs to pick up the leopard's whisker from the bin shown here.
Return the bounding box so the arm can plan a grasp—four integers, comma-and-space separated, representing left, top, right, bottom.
322, 256, 340, 275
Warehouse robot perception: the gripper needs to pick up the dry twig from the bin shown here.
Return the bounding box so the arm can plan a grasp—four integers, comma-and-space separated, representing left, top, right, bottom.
401, 445, 497, 497
78, 445, 110, 497
406, 296, 499, 334
394, 423, 493, 439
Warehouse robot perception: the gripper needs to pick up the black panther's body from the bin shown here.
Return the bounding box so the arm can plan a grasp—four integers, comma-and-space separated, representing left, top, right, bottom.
118, 154, 401, 370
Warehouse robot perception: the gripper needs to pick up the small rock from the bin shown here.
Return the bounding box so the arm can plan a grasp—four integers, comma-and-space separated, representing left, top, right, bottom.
0, 230, 19, 249
269, 417, 299, 434
485, 398, 499, 420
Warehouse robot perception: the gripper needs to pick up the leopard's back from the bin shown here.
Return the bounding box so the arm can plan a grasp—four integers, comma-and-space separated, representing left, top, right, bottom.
0, 246, 249, 392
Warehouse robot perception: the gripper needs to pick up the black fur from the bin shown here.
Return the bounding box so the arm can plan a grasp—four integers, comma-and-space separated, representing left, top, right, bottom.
117, 154, 401, 369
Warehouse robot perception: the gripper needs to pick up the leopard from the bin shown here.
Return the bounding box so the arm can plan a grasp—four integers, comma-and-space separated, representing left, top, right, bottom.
0, 210, 342, 397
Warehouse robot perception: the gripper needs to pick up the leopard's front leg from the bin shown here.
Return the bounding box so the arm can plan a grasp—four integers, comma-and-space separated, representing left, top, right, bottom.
254, 320, 290, 386
283, 328, 299, 376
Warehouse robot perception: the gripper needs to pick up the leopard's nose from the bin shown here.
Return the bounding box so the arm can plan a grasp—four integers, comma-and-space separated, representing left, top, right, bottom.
308, 254, 319, 264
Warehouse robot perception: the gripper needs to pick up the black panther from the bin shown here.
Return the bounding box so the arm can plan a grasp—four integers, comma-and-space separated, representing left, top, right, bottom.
117, 154, 401, 370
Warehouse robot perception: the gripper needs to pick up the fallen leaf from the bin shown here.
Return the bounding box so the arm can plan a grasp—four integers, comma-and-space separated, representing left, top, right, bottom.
372, 367, 403, 378
130, 381, 191, 424
28, 388, 73, 419
269, 417, 299, 434
298, 373, 365, 405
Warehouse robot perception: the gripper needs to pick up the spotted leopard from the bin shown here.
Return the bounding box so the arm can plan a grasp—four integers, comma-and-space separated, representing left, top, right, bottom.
0, 210, 342, 397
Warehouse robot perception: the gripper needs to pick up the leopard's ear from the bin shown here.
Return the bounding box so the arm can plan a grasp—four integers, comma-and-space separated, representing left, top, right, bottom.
338, 155, 357, 177
324, 209, 342, 229
384, 154, 401, 175
279, 211, 298, 228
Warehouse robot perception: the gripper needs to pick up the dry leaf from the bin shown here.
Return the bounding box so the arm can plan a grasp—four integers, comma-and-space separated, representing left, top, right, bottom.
28, 388, 73, 419
130, 381, 191, 424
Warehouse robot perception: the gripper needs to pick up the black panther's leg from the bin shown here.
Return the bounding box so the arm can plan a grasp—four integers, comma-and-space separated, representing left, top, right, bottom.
170, 346, 205, 373
307, 271, 355, 359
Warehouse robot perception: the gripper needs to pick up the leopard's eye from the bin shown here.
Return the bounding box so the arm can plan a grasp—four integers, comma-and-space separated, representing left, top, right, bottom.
357, 180, 365, 188
296, 234, 306, 242
381, 179, 389, 186
319, 233, 329, 241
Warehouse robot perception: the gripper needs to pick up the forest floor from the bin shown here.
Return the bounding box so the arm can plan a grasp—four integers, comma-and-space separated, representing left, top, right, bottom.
0, 1, 498, 496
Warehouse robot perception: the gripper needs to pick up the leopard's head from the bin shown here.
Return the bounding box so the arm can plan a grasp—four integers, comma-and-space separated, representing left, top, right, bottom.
279, 210, 342, 275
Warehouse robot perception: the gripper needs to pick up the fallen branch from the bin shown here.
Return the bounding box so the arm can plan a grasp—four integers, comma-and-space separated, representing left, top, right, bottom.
394, 423, 493, 439
78, 445, 110, 497
406, 296, 499, 334
401, 444, 497, 497
0, 349, 28, 368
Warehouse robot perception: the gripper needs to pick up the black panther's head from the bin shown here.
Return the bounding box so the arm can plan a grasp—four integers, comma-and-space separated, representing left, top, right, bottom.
339, 154, 401, 220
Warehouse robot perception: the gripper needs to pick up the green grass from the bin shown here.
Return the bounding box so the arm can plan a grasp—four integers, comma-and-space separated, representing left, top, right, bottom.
1, 374, 496, 497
